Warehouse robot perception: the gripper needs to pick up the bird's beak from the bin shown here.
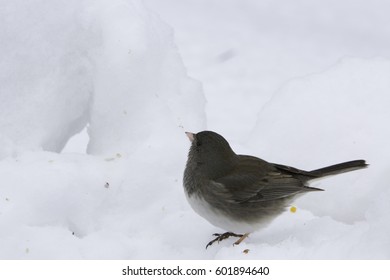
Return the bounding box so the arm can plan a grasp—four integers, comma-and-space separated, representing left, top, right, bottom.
185, 132, 195, 142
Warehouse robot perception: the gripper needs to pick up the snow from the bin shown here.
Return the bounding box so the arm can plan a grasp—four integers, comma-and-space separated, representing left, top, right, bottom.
0, 0, 92, 157
1, 0, 389, 259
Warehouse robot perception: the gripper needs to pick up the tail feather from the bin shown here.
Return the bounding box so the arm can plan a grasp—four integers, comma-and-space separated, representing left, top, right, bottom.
310, 160, 368, 177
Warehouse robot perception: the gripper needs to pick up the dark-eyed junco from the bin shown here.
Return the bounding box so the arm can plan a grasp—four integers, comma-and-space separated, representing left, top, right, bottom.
183, 130, 367, 248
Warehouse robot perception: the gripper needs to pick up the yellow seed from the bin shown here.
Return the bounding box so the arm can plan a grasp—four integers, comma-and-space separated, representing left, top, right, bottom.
290, 206, 297, 213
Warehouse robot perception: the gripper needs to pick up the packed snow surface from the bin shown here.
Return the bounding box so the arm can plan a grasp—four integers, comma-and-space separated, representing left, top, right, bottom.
0, 0, 389, 259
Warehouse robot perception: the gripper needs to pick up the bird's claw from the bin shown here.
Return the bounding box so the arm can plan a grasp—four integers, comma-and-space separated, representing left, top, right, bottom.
206, 232, 244, 249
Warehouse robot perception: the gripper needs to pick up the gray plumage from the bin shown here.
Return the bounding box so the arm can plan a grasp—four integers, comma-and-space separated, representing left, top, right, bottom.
183, 130, 368, 247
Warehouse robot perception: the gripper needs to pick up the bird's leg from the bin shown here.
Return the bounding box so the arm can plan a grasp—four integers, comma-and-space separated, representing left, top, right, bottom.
206, 232, 244, 249
233, 233, 250, 246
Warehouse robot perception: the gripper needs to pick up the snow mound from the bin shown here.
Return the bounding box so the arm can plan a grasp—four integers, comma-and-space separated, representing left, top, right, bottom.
86, 0, 205, 156
0, 0, 206, 259
0, 0, 93, 158
0, 0, 205, 159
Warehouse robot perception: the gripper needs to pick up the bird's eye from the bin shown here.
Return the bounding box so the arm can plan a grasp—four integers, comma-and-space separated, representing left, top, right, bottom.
196, 141, 202, 147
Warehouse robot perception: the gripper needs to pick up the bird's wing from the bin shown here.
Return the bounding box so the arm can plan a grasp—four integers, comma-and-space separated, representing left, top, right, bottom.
214, 170, 322, 204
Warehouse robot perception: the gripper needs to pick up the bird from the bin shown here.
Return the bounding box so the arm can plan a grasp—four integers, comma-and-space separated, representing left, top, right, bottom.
183, 130, 367, 248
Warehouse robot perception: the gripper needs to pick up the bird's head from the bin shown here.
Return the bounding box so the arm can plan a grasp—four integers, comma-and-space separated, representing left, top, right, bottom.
185, 130, 237, 179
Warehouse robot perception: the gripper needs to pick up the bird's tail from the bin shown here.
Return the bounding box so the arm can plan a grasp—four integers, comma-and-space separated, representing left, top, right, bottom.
310, 160, 368, 177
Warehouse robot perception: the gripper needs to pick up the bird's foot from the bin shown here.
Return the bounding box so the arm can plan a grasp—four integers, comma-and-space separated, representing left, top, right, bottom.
206, 232, 248, 249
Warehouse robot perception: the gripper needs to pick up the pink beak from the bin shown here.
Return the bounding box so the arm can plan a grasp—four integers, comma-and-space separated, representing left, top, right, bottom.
185, 132, 195, 142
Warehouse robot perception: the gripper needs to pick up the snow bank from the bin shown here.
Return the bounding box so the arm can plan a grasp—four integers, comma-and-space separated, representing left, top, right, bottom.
0, 0, 92, 158
0, 0, 206, 259
0, 0, 205, 159
86, 0, 205, 156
